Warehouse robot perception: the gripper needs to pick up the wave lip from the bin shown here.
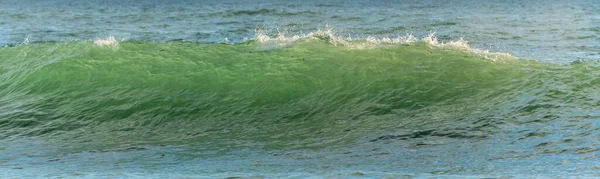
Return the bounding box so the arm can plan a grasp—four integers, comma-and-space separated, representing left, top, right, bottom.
253, 27, 517, 61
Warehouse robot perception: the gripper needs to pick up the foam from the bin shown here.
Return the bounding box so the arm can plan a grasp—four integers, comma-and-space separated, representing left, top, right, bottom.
21, 35, 31, 46
253, 28, 516, 61
422, 33, 514, 61
94, 36, 119, 51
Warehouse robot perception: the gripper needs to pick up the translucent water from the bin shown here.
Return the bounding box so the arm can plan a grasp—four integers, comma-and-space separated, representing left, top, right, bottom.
1, 0, 600, 178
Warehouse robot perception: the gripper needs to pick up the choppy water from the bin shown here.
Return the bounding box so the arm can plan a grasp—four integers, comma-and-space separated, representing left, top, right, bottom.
1, 0, 600, 178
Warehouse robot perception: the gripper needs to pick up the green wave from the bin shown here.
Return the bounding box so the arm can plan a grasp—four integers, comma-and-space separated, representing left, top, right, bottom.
0, 40, 598, 150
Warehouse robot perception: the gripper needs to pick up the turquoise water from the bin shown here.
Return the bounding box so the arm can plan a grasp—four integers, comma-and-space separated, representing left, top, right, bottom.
1, 0, 600, 178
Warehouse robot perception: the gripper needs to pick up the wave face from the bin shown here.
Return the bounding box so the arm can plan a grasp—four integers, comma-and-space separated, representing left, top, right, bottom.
2, 39, 600, 177
1, 40, 599, 152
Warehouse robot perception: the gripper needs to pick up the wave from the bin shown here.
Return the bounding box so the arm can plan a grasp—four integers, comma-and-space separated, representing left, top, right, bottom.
0, 36, 599, 152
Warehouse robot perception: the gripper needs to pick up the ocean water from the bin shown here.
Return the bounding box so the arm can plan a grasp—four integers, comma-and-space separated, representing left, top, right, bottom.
1, 0, 600, 178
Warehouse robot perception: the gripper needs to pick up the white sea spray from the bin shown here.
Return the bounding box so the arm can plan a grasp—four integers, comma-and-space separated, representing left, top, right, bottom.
254, 28, 516, 61
94, 36, 119, 51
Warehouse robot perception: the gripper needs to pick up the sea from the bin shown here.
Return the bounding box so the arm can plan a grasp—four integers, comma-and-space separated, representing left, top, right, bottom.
1, 0, 599, 178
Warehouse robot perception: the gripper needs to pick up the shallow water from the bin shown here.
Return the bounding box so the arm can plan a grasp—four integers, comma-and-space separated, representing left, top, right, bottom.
1, 0, 600, 178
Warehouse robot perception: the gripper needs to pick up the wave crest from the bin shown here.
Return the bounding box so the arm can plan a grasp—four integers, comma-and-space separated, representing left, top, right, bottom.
254, 27, 516, 61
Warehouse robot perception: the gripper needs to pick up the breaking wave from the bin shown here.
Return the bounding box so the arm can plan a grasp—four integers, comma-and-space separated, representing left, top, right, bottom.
0, 35, 598, 154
